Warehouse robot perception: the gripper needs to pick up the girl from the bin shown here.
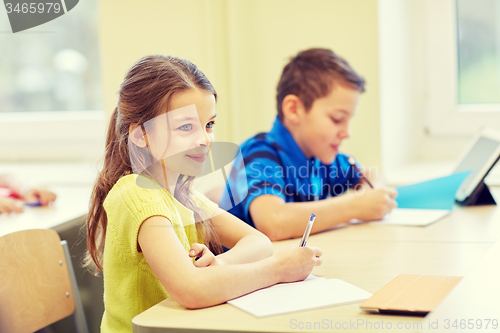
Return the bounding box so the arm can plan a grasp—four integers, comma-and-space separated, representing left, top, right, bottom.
85, 55, 322, 333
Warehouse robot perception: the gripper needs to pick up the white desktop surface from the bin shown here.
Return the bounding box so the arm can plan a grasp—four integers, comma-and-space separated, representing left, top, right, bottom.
423, 237, 500, 333
0, 186, 92, 237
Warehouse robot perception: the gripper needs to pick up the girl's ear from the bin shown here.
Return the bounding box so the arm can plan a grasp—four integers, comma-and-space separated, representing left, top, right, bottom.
129, 123, 147, 148
282, 94, 305, 125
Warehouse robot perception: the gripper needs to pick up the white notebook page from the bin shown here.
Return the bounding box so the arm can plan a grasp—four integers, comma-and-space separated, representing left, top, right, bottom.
228, 277, 372, 317
376, 208, 450, 226
351, 208, 451, 227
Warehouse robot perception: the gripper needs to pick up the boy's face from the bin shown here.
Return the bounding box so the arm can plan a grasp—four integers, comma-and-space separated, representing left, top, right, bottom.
296, 84, 360, 164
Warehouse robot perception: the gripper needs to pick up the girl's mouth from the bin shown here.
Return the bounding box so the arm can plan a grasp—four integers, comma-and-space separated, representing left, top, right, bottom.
186, 154, 207, 162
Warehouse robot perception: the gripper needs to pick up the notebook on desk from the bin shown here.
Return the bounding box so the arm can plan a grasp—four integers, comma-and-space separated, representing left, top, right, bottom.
228, 275, 372, 317
360, 274, 462, 315
351, 208, 451, 227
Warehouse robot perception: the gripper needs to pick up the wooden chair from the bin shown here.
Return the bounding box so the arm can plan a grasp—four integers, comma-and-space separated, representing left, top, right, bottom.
0, 229, 89, 333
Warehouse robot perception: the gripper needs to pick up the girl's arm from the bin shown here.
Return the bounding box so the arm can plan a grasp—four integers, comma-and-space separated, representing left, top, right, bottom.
138, 215, 322, 309
210, 208, 273, 265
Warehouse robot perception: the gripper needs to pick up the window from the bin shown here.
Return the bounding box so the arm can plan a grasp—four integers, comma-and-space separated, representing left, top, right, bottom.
425, 0, 500, 136
0, 0, 105, 162
457, 0, 500, 104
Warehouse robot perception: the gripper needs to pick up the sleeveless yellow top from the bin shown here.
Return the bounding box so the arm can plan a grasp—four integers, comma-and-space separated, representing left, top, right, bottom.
100, 174, 217, 333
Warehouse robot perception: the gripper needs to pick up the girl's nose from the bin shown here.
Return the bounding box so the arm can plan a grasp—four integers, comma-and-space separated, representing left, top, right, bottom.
196, 129, 211, 147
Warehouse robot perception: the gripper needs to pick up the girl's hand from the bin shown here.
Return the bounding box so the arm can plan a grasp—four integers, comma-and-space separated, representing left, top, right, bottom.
189, 243, 223, 267
272, 244, 322, 283
23, 188, 57, 206
0, 197, 24, 214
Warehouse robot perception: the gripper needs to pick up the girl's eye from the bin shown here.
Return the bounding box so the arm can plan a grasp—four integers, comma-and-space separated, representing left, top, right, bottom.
331, 118, 342, 124
206, 121, 215, 129
178, 124, 193, 131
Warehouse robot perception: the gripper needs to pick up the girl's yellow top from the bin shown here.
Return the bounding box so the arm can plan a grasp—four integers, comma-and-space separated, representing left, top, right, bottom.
100, 174, 217, 333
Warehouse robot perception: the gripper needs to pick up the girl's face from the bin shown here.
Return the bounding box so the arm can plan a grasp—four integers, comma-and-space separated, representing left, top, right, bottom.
142, 88, 216, 180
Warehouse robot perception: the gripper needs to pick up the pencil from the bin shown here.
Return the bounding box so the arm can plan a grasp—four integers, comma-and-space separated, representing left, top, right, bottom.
348, 156, 374, 189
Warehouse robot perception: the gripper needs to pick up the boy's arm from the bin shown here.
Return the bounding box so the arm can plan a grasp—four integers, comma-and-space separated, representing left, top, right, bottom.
210, 208, 274, 265
250, 188, 398, 241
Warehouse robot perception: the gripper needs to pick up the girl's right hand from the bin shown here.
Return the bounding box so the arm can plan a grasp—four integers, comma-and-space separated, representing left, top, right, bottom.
272, 244, 322, 283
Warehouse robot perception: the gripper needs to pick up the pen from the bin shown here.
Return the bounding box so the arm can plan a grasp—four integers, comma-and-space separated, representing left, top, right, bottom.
348, 156, 374, 189
25, 202, 42, 207
299, 214, 316, 247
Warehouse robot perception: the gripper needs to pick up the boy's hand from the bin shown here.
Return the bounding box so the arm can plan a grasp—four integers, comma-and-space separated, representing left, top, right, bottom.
23, 188, 57, 206
355, 187, 398, 220
272, 244, 322, 283
0, 197, 24, 214
189, 243, 223, 267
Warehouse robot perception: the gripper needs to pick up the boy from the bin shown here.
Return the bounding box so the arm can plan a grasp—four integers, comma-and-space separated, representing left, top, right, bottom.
220, 48, 397, 241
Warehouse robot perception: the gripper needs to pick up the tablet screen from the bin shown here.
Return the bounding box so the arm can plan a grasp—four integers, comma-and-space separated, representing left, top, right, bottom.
455, 136, 500, 194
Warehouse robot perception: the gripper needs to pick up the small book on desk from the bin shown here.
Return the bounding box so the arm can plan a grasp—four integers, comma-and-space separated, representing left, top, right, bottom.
360, 274, 462, 316
228, 275, 372, 317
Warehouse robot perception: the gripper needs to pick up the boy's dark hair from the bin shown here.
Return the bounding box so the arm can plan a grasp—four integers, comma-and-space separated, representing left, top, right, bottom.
276, 48, 365, 121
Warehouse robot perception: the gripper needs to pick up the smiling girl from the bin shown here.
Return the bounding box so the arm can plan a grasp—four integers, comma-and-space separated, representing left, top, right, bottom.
85, 55, 322, 333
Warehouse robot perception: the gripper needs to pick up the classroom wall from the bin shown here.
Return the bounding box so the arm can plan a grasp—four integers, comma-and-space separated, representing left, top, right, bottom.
98, 0, 382, 169
378, 0, 419, 173
378, 0, 472, 181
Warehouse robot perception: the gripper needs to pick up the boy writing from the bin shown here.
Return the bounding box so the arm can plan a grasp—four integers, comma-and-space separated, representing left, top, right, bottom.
221, 48, 397, 241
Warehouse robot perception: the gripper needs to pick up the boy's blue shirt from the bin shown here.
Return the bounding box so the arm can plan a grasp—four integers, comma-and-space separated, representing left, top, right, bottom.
220, 116, 362, 227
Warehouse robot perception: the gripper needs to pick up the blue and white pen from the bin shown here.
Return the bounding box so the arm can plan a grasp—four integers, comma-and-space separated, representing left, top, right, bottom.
25, 202, 42, 207
299, 214, 316, 247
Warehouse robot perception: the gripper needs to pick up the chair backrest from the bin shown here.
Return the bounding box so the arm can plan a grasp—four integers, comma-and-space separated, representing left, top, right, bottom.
0, 229, 78, 333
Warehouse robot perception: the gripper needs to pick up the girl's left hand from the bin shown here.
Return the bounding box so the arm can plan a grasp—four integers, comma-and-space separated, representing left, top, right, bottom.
189, 243, 223, 267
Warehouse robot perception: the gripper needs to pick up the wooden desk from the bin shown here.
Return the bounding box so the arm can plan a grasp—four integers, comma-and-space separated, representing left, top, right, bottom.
326, 203, 500, 243
319, 187, 500, 244
132, 239, 494, 332
132, 186, 500, 333
422, 238, 500, 333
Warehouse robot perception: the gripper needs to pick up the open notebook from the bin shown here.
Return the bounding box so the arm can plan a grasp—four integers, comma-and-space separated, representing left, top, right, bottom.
350, 208, 450, 227
228, 275, 372, 317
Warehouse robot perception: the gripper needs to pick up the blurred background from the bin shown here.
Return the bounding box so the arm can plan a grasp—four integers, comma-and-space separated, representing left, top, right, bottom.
1, 0, 500, 183
0, 1, 500, 331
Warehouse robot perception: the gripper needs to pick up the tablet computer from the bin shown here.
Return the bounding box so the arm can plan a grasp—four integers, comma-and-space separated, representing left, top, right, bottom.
454, 127, 500, 205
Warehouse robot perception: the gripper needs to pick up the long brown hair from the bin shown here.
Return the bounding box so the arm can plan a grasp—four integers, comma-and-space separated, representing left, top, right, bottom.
85, 55, 222, 274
